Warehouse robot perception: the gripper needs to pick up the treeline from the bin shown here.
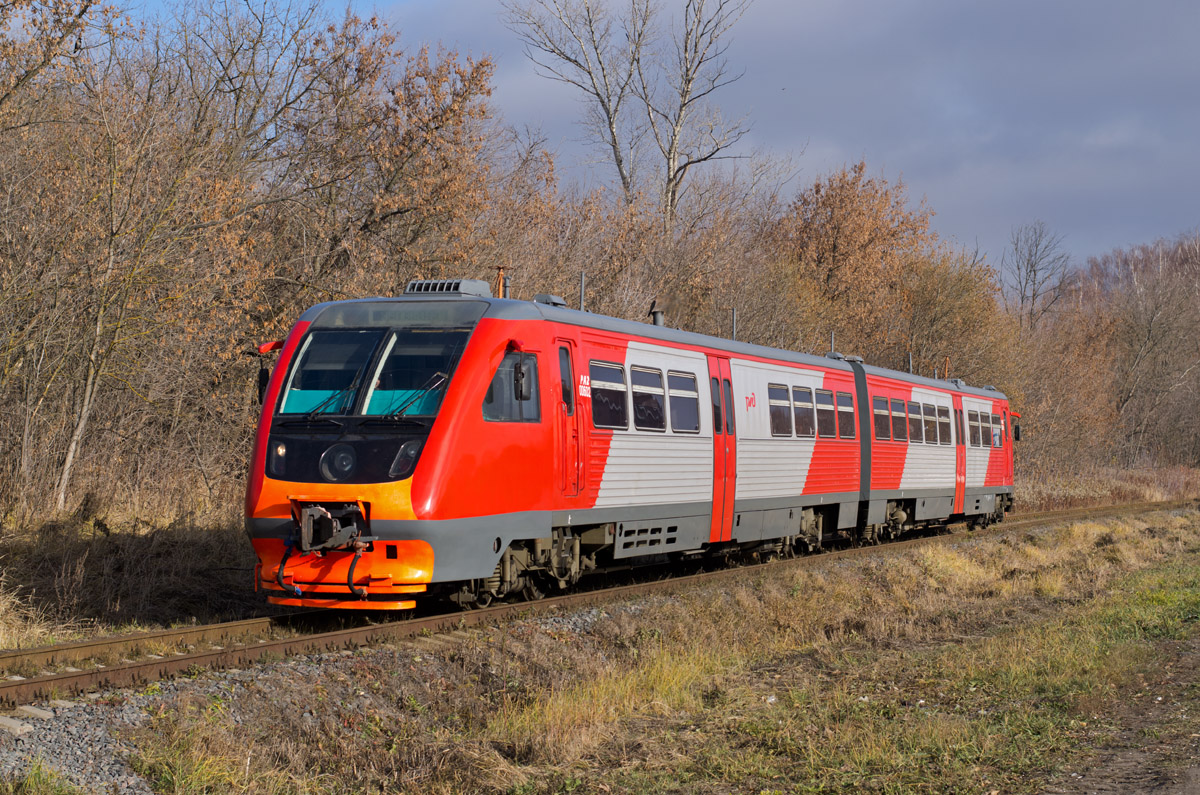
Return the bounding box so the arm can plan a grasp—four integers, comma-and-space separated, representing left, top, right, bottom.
0, 0, 1196, 522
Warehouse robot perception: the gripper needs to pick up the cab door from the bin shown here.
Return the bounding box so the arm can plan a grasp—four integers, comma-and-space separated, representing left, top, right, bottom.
707, 355, 736, 542
557, 341, 582, 497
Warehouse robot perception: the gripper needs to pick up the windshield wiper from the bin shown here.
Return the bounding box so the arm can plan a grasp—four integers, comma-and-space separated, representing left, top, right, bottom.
384, 371, 448, 419
301, 361, 370, 420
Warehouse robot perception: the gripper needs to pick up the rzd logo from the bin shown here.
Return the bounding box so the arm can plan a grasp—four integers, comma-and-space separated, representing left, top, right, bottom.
745, 393, 756, 409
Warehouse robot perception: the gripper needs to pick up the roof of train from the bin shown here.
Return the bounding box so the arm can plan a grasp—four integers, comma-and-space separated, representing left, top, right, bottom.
295, 295, 1009, 402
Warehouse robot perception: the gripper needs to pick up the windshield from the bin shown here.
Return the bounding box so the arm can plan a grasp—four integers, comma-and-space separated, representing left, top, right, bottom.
276, 300, 484, 417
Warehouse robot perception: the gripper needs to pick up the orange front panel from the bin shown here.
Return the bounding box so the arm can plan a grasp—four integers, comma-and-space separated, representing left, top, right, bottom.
253, 537, 434, 587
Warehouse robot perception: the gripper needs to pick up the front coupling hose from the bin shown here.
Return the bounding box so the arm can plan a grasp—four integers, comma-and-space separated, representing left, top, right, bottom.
275, 542, 303, 598
347, 545, 367, 599
346, 536, 376, 599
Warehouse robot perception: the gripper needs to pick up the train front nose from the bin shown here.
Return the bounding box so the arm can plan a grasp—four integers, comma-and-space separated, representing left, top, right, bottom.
251, 499, 434, 610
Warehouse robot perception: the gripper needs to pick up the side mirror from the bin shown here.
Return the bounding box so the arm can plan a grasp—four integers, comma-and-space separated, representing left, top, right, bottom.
514, 356, 533, 401
1013, 423, 1021, 442
257, 366, 270, 404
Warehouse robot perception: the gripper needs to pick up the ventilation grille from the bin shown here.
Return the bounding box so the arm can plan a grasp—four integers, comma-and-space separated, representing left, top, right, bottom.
404, 279, 492, 298
617, 523, 679, 553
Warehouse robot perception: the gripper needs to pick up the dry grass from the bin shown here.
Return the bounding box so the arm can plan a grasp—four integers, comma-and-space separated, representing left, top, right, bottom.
1015, 464, 1200, 511
0, 516, 264, 647
121, 507, 1200, 793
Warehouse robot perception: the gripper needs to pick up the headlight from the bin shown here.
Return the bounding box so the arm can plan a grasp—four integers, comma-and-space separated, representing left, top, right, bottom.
319, 443, 357, 482
388, 439, 423, 479
268, 441, 286, 477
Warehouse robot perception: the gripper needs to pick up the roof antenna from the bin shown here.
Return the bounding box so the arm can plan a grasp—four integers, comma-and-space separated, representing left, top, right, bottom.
908, 352, 913, 374
731, 307, 738, 341
579, 271, 586, 312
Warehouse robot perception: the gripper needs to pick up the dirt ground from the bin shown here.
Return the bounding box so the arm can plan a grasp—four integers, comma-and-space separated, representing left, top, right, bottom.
1042, 636, 1200, 794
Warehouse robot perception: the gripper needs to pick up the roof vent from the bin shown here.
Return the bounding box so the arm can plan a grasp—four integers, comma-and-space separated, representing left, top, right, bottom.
404, 278, 492, 298
533, 294, 567, 308
824, 351, 846, 361
949, 378, 967, 388
983, 385, 998, 391
845, 355, 864, 364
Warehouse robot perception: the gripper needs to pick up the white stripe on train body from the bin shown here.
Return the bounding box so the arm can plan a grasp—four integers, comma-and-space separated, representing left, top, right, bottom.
729, 359, 827, 501
900, 387, 956, 491
594, 342, 712, 508
962, 396, 995, 488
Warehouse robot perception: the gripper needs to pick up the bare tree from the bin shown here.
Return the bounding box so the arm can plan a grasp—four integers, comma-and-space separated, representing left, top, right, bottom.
1001, 220, 1074, 333
503, 0, 651, 204
503, 0, 751, 226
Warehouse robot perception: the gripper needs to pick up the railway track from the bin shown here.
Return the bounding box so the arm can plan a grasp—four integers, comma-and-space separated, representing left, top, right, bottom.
1, 499, 1192, 708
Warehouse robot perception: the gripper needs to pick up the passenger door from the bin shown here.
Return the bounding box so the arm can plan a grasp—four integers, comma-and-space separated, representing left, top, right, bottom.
953, 398, 966, 514
557, 341, 582, 497
707, 355, 736, 543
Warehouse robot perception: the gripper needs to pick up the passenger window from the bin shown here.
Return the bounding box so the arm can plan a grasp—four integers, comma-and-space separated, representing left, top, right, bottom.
723, 379, 735, 436
891, 398, 907, 442
816, 389, 837, 437
922, 404, 938, 444
873, 396, 890, 440
937, 406, 952, 445
668, 372, 700, 433
793, 387, 816, 437
837, 392, 855, 439
558, 347, 574, 415
992, 413, 1003, 448
590, 362, 627, 429
483, 352, 540, 422
908, 400, 923, 443
968, 410, 981, 447
631, 367, 666, 431
769, 384, 792, 436
980, 414, 993, 447
711, 377, 723, 434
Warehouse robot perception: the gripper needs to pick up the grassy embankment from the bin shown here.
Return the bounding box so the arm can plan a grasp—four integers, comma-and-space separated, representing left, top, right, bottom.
109, 507, 1200, 794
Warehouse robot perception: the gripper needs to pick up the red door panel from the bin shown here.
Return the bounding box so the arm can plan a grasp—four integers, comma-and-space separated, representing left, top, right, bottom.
557, 341, 582, 497
706, 356, 736, 543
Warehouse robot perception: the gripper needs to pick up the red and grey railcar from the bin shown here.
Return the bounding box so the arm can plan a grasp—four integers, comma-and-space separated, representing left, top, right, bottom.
245, 279, 1017, 609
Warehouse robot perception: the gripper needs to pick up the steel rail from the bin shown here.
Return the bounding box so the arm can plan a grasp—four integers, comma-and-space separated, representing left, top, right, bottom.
1, 499, 1192, 707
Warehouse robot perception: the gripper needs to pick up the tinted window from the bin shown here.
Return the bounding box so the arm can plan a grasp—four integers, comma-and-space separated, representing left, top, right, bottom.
873, 396, 890, 440
280, 329, 384, 415
483, 352, 540, 422
968, 410, 981, 447
908, 400, 924, 443
891, 398, 908, 442
955, 409, 965, 446
922, 404, 938, 444
769, 384, 792, 436
668, 372, 700, 433
590, 362, 627, 429
794, 387, 816, 437
711, 377, 723, 434
937, 405, 952, 445
631, 367, 666, 431
723, 380, 735, 436
836, 392, 855, 439
559, 347, 574, 414
816, 390, 837, 438
981, 413, 993, 447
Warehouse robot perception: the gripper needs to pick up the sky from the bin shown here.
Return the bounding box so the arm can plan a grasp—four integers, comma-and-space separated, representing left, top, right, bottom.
379, 0, 1200, 267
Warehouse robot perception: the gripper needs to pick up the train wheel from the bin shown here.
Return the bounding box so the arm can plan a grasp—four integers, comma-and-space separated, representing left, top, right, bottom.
521, 579, 546, 601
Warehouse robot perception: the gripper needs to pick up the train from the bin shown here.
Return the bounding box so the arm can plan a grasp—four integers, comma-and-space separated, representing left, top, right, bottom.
245, 278, 1018, 609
